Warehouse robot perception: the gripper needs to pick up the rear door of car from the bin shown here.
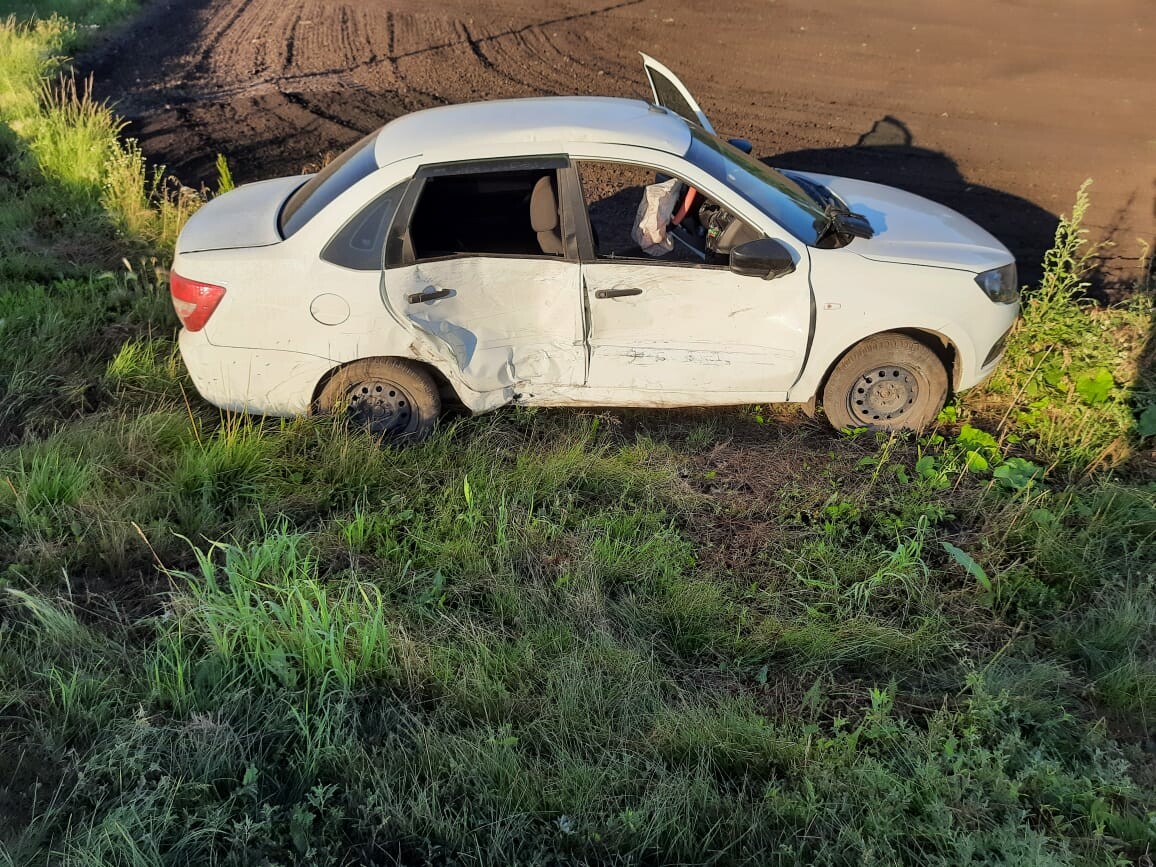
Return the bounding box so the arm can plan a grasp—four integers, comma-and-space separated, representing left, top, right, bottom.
381, 158, 586, 395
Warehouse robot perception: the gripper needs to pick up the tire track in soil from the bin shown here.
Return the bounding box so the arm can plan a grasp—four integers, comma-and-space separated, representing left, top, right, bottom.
187, 0, 254, 80
92, 0, 652, 176
462, 21, 531, 97
385, 0, 644, 61
470, 25, 582, 98
280, 91, 372, 137
282, 9, 299, 72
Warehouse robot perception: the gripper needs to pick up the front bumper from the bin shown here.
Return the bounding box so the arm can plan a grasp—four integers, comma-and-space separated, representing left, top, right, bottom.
957, 306, 1019, 391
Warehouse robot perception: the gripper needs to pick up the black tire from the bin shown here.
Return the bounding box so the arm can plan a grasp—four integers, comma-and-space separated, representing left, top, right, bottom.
821, 334, 948, 432
316, 358, 441, 441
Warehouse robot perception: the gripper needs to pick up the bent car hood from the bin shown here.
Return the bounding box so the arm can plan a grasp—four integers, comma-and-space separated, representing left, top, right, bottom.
787, 172, 1013, 272
175, 175, 307, 254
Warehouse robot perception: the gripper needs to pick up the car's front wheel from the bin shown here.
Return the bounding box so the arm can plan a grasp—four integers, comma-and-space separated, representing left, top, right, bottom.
316, 358, 441, 441
821, 334, 948, 432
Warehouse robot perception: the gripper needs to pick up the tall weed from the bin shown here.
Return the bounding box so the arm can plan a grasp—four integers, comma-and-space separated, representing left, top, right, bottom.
970, 182, 1152, 472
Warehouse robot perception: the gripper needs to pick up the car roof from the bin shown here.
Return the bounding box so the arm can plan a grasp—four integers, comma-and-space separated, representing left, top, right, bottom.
373, 96, 693, 166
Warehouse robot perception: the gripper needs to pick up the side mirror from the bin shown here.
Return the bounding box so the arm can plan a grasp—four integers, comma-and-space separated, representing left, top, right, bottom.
730, 238, 796, 279
727, 138, 754, 154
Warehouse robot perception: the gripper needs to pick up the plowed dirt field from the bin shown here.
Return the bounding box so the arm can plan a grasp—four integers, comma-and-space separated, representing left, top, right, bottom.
88, 0, 1155, 284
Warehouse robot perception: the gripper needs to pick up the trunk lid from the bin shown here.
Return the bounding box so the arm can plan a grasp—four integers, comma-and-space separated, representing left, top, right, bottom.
175, 175, 307, 254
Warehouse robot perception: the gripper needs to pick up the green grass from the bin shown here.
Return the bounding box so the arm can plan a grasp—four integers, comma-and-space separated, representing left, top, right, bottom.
0, 11, 199, 282
4, 404, 1154, 864
2, 1, 1156, 864
968, 181, 1155, 474
0, 0, 136, 27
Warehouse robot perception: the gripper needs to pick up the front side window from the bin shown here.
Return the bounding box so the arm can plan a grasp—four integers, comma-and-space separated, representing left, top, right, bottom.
279, 130, 380, 238
575, 160, 760, 266
686, 128, 825, 245
408, 168, 563, 261
647, 69, 701, 128
321, 182, 407, 270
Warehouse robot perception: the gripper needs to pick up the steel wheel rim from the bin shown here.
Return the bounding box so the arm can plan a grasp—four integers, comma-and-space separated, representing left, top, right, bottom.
849, 365, 919, 424
345, 378, 415, 437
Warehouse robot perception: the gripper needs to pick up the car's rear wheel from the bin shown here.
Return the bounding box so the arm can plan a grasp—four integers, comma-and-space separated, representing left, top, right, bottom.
317, 358, 441, 441
821, 334, 948, 432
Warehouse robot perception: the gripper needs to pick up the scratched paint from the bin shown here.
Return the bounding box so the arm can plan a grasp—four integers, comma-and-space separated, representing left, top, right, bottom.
581, 258, 810, 393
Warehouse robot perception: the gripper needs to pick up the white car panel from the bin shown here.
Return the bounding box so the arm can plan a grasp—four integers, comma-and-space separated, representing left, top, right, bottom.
373, 98, 690, 169
191, 251, 315, 353
788, 249, 1018, 402
178, 329, 332, 416
175, 175, 304, 254
382, 257, 586, 394
806, 173, 1013, 271
582, 260, 809, 395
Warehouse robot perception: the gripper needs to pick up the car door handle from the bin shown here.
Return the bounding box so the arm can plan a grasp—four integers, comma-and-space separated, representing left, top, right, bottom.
407, 286, 452, 304
594, 287, 643, 299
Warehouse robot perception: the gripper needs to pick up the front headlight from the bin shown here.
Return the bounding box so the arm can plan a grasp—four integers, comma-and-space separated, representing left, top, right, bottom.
975, 263, 1018, 304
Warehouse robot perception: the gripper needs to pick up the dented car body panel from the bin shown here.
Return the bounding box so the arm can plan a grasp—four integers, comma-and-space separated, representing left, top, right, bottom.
387, 257, 586, 394
172, 61, 1018, 422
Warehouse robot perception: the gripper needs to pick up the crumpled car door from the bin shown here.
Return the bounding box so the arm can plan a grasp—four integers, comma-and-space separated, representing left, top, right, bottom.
383, 257, 584, 396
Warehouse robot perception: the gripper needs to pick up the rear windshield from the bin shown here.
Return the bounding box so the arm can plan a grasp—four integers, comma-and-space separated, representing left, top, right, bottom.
279, 131, 379, 238
686, 128, 825, 245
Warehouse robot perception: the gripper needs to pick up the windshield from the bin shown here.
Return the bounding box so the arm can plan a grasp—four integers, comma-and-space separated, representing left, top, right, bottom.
279, 130, 379, 238
686, 128, 825, 245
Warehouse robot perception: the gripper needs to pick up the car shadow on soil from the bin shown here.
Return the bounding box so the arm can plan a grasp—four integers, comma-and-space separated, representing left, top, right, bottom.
766, 116, 1059, 288
766, 119, 1155, 471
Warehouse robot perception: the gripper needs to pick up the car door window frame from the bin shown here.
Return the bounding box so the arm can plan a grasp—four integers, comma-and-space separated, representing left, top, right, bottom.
385, 156, 577, 269
563, 158, 764, 270
320, 180, 410, 271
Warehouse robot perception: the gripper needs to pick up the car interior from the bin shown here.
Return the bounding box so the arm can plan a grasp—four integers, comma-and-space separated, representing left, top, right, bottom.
408, 169, 562, 260
403, 162, 759, 266
576, 160, 759, 265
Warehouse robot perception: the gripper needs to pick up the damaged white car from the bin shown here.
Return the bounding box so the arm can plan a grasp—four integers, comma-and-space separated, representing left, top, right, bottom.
171, 55, 1019, 438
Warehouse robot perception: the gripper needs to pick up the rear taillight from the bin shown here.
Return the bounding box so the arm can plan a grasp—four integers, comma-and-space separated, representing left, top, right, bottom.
170, 272, 226, 332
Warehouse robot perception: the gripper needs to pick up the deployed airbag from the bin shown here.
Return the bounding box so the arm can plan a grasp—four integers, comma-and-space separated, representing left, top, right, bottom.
632, 178, 682, 256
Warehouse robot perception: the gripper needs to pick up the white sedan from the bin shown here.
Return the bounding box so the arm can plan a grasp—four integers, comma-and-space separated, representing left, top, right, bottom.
170, 55, 1018, 438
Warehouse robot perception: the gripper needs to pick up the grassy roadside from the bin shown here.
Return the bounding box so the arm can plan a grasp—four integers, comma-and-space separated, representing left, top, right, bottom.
0, 6, 200, 442
0, 5, 194, 273
1, 4, 1156, 866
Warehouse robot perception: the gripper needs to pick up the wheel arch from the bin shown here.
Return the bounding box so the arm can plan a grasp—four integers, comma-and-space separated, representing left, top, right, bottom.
310, 355, 465, 414
811, 327, 960, 404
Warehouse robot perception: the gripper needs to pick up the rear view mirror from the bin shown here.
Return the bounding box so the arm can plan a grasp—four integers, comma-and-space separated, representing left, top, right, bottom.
729, 238, 796, 279
727, 138, 754, 154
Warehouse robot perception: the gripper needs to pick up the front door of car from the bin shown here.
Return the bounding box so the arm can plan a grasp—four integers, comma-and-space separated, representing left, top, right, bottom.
381, 160, 585, 395
641, 53, 715, 133
572, 159, 812, 397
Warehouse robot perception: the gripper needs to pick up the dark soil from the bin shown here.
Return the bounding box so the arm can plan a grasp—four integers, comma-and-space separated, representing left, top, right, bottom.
82, 0, 1156, 286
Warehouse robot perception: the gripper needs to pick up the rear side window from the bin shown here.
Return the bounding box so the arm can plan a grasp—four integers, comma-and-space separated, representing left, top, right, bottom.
321, 182, 407, 270
279, 131, 379, 238
408, 169, 559, 261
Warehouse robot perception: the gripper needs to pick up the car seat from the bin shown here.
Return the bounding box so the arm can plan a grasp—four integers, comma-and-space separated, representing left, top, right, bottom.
530, 175, 564, 255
